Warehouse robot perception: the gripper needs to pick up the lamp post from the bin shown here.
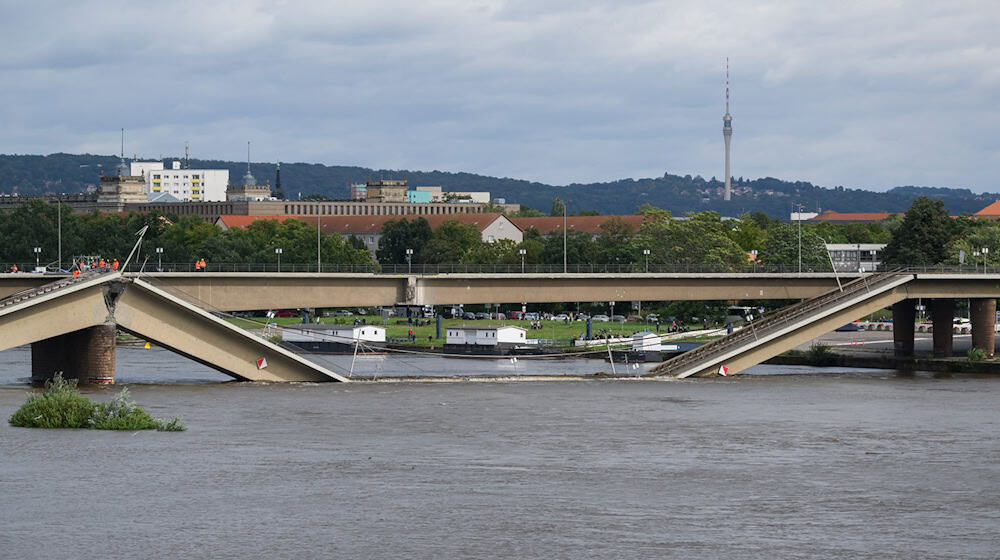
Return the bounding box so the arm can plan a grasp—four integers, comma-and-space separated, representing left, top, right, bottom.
519, 248, 526, 273
57, 195, 62, 270
33, 247, 41, 270
794, 203, 803, 274
642, 248, 650, 273
275, 247, 283, 272
156, 247, 163, 271
983, 247, 989, 273
563, 202, 567, 274
406, 248, 413, 274
974, 249, 980, 273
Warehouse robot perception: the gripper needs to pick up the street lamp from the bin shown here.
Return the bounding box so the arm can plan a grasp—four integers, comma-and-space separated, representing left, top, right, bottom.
519, 248, 526, 273
974, 249, 980, 272
275, 247, 283, 272
156, 247, 163, 271
793, 203, 804, 274
33, 247, 41, 270
406, 248, 413, 274
642, 248, 650, 273
982, 247, 989, 273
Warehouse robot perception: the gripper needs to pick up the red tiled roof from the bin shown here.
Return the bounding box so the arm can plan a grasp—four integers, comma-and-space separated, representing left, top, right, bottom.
216, 213, 515, 234
809, 210, 901, 222
511, 215, 649, 235
975, 200, 1000, 216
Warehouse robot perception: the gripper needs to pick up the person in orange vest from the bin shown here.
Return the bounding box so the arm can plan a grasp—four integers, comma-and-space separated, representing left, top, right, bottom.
99, 258, 106, 271
11, 264, 18, 273
194, 259, 202, 272
198, 258, 207, 272
112, 259, 119, 271
73, 269, 80, 277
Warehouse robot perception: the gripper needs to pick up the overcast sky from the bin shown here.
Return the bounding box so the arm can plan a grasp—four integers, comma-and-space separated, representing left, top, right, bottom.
1, 1, 997, 191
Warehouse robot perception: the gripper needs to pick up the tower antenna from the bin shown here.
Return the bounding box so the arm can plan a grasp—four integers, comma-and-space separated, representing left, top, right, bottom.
185, 141, 190, 169
722, 58, 733, 202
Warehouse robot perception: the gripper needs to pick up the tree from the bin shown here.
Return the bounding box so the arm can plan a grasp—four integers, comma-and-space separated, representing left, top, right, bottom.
540, 230, 596, 267
421, 220, 481, 264
635, 211, 747, 270
881, 196, 954, 265
515, 205, 544, 217
758, 222, 829, 271
593, 217, 636, 265
550, 197, 565, 217
376, 218, 432, 265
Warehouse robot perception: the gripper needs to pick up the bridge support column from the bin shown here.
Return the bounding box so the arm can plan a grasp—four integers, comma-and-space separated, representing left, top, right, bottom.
931, 298, 954, 358
892, 299, 916, 357
31, 324, 116, 385
970, 298, 996, 358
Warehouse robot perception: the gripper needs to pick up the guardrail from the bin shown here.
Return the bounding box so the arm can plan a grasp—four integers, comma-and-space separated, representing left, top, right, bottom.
3, 262, 1000, 275
653, 270, 913, 377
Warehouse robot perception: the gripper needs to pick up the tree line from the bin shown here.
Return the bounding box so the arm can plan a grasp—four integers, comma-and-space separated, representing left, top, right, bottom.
0, 196, 992, 271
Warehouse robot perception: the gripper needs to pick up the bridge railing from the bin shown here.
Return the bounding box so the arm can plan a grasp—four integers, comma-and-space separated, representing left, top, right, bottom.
652, 270, 913, 377
4, 262, 999, 275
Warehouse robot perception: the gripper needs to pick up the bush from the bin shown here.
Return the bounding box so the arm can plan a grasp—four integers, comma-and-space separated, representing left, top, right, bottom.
967, 347, 987, 362
9, 374, 185, 431
8, 374, 94, 428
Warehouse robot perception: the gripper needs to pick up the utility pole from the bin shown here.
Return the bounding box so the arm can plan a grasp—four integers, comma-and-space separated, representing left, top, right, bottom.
794, 203, 803, 274
563, 203, 567, 274
317, 215, 321, 273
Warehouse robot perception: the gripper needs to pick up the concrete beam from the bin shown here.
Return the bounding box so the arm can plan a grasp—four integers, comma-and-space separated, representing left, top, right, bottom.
0, 277, 112, 353
112, 279, 348, 382
678, 287, 908, 377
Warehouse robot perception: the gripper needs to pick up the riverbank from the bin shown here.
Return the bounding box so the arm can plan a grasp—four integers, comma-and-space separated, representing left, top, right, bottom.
768, 351, 1000, 374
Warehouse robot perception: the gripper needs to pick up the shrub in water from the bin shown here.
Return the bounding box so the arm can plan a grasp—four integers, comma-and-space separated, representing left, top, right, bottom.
8, 374, 94, 429
9, 374, 185, 431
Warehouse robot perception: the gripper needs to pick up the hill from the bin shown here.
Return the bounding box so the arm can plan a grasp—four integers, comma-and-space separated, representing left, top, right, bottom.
0, 153, 994, 218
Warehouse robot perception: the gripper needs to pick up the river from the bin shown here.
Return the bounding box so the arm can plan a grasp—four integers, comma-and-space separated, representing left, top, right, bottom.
1, 346, 998, 559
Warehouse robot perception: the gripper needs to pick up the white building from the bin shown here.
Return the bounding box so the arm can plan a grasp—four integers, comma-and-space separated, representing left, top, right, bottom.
282, 325, 385, 345
825, 243, 886, 272
632, 332, 662, 352
446, 325, 526, 347
130, 161, 229, 202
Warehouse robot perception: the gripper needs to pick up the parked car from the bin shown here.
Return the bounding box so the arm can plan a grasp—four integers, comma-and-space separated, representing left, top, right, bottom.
274, 310, 298, 317
463, 312, 476, 320
611, 315, 625, 322
552, 314, 569, 322
334, 310, 353, 317
591, 314, 610, 322
646, 313, 659, 322
576, 313, 590, 321
524, 312, 540, 321
475, 312, 490, 320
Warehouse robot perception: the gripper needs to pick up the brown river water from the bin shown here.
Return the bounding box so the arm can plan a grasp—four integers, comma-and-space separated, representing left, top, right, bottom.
1, 346, 998, 559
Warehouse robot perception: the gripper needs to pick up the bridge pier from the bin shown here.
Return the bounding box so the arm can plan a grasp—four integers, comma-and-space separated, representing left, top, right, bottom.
892, 299, 916, 357
931, 298, 954, 358
31, 324, 116, 385
970, 298, 996, 358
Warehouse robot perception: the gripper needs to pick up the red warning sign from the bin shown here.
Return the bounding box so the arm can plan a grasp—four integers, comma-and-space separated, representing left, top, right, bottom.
256, 357, 268, 369
718, 365, 729, 376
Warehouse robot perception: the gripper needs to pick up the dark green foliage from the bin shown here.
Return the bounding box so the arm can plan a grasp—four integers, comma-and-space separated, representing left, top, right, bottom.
8, 375, 93, 428
377, 218, 432, 265
0, 153, 996, 217
881, 197, 954, 265
8, 374, 185, 431
758, 222, 831, 270
967, 347, 987, 362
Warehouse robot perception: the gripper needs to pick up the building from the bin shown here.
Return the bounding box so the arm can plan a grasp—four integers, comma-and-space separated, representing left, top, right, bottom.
365, 180, 408, 203
281, 325, 385, 353
97, 174, 146, 206
226, 182, 271, 201
130, 161, 230, 202
407, 190, 432, 203
809, 210, 902, 223
511, 215, 651, 239
444, 325, 527, 355
215, 212, 523, 259
415, 186, 443, 201
825, 243, 886, 272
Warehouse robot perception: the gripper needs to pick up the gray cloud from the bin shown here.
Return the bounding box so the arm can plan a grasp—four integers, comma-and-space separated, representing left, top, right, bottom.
0, 0, 996, 191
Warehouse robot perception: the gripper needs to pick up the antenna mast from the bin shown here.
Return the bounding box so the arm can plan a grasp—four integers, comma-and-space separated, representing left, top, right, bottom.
185, 141, 190, 169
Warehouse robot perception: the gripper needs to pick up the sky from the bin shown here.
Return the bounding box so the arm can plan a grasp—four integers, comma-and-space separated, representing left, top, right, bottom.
1, 0, 997, 191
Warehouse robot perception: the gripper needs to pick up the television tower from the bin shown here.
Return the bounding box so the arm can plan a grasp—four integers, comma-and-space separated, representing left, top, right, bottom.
723, 58, 733, 201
